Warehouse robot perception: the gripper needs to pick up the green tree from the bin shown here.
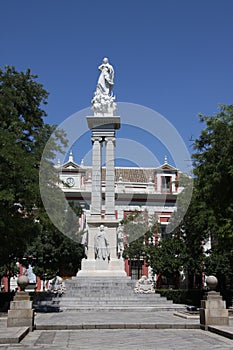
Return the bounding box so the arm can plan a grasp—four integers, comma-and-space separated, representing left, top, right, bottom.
0, 66, 68, 286
123, 211, 148, 242
192, 104, 233, 288
167, 186, 207, 289
24, 200, 85, 279
122, 211, 148, 260
146, 236, 187, 288
62, 201, 84, 243
122, 211, 163, 280
193, 104, 233, 246
24, 219, 84, 280
204, 250, 233, 290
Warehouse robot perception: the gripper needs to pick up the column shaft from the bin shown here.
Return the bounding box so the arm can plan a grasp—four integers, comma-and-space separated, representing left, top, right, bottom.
105, 136, 115, 217
91, 136, 102, 216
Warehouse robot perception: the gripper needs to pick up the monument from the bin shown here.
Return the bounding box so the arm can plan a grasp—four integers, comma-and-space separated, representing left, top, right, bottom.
59, 59, 184, 312
77, 58, 126, 277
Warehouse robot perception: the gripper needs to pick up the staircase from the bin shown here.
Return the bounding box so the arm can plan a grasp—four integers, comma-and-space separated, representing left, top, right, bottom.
59, 277, 185, 312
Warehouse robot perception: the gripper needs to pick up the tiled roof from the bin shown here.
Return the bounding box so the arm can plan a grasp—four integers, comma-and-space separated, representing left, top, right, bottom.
60, 161, 178, 184
84, 167, 155, 183
114, 168, 154, 183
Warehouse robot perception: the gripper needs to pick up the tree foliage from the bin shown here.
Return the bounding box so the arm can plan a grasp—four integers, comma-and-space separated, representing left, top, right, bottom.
0, 66, 83, 282
193, 104, 233, 246
24, 220, 84, 280
191, 105, 233, 288
121, 177, 207, 288
0, 66, 50, 275
146, 236, 187, 288
167, 185, 207, 288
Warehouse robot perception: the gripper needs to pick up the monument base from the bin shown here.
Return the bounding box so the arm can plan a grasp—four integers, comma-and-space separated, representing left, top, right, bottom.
78, 216, 125, 277
86, 116, 120, 130
200, 291, 229, 330
7, 292, 34, 331
77, 258, 127, 277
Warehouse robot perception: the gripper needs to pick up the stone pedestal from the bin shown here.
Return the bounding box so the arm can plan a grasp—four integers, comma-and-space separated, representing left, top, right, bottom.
200, 291, 229, 330
7, 292, 34, 331
78, 216, 126, 277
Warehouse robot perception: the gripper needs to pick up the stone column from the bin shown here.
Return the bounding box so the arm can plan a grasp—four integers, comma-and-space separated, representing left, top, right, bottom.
78, 116, 126, 276
105, 135, 116, 218
91, 135, 102, 217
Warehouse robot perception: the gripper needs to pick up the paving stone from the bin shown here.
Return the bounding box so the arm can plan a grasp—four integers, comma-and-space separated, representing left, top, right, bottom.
18, 329, 233, 350
1, 309, 233, 348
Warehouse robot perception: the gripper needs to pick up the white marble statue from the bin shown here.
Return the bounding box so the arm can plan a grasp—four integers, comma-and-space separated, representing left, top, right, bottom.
134, 275, 155, 294
94, 225, 110, 260
117, 223, 124, 259
27, 264, 36, 283
92, 57, 117, 115
48, 276, 66, 295
81, 228, 88, 257
97, 57, 114, 95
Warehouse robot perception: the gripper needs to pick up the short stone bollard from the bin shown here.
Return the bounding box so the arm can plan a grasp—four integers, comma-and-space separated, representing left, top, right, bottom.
7, 275, 35, 331
200, 275, 229, 330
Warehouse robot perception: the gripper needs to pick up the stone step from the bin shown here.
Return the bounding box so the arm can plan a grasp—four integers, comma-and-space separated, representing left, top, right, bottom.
63, 295, 163, 300
60, 298, 172, 304
60, 302, 173, 308
65, 286, 135, 290
63, 294, 158, 298
63, 292, 155, 297
62, 295, 164, 300
58, 276, 178, 312
36, 295, 170, 303
60, 305, 185, 312
66, 278, 134, 282
68, 276, 134, 281
64, 282, 144, 290
64, 278, 135, 287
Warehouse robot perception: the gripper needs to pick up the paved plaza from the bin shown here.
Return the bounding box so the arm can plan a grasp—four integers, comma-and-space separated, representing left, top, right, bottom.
1, 310, 233, 349
13, 328, 233, 350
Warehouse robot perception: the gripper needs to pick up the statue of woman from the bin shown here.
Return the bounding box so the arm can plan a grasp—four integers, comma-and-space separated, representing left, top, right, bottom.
92, 57, 117, 115
96, 57, 114, 96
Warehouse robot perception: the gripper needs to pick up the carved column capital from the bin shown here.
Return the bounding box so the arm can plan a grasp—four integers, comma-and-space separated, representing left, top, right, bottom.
91, 136, 103, 144
105, 136, 116, 146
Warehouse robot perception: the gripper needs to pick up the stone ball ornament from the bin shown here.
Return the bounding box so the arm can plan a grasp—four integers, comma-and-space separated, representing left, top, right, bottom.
17, 275, 29, 291
206, 275, 218, 291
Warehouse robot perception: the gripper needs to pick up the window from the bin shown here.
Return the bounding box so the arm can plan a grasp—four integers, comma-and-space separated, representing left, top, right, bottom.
130, 260, 143, 280
161, 225, 170, 239
161, 176, 171, 193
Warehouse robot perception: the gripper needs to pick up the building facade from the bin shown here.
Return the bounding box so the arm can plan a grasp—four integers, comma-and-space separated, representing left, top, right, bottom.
58, 151, 182, 279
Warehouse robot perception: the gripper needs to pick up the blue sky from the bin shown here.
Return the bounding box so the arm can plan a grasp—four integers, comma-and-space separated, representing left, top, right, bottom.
1, 0, 233, 170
